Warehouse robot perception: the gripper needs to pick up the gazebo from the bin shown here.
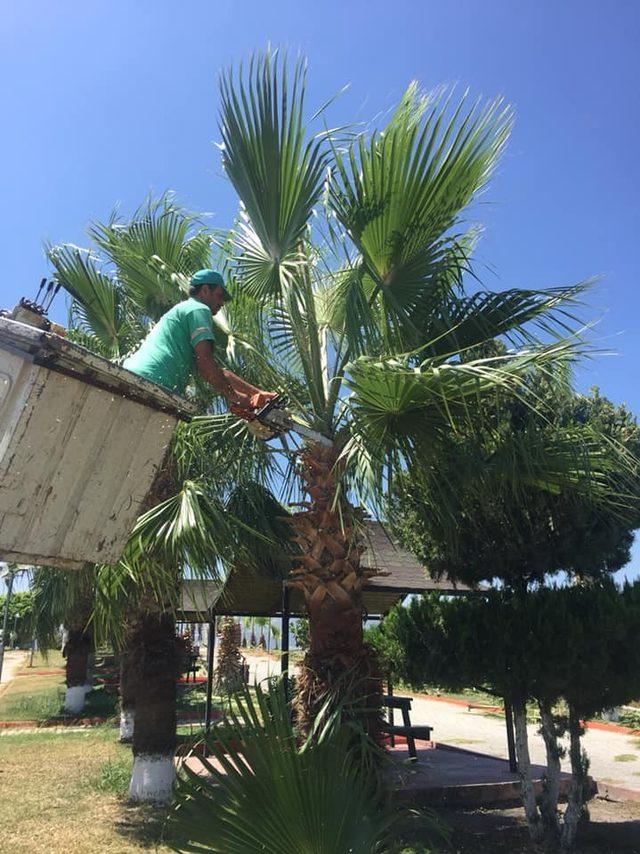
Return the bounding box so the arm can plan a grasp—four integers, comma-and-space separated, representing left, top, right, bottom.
179, 521, 473, 732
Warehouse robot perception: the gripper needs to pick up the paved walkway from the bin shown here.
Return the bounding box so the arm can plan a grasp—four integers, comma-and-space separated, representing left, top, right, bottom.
242, 653, 640, 792
0, 650, 28, 687
406, 693, 640, 791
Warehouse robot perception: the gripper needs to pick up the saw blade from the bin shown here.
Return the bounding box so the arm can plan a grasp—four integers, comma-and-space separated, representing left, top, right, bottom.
259, 408, 333, 447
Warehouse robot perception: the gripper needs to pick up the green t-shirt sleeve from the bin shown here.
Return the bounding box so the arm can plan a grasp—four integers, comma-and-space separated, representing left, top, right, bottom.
186, 305, 215, 348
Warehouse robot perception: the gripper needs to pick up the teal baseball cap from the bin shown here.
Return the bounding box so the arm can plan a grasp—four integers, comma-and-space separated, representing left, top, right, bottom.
190, 269, 232, 301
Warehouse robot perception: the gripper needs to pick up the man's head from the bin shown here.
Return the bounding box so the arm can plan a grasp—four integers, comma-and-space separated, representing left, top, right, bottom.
189, 269, 232, 315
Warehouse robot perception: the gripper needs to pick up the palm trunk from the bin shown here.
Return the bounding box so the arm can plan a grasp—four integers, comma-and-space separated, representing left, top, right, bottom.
128, 603, 177, 804
289, 446, 382, 738
63, 584, 93, 715
513, 698, 544, 843
119, 623, 137, 743
561, 703, 589, 849
538, 699, 562, 842
128, 452, 178, 804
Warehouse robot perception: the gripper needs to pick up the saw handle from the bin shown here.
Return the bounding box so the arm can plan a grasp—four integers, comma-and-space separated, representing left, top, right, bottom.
229, 394, 289, 423
254, 394, 289, 420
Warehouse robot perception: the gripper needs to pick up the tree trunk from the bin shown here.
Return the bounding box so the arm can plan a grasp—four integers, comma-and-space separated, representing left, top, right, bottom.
289, 446, 382, 739
561, 703, 589, 849
128, 604, 177, 804
214, 617, 244, 694
513, 698, 544, 843
127, 452, 179, 804
538, 699, 561, 842
119, 622, 137, 743
63, 584, 93, 715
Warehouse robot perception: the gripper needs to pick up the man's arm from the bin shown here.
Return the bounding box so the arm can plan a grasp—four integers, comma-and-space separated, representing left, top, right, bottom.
194, 341, 275, 409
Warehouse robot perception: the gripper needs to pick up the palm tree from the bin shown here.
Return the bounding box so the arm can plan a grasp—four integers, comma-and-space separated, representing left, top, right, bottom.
271, 622, 281, 651
193, 50, 607, 732
47, 196, 275, 802
31, 566, 95, 715
255, 615, 269, 649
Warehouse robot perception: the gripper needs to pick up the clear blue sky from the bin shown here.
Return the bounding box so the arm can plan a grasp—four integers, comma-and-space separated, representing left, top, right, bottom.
1, 1, 639, 579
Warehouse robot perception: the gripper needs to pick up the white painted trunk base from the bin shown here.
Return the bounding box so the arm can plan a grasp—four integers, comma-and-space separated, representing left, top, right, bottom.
120, 709, 135, 741
64, 684, 91, 714
128, 754, 175, 804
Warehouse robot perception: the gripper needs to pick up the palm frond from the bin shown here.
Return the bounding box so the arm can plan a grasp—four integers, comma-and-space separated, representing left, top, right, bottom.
422, 283, 591, 361
30, 565, 94, 650
89, 194, 204, 320
169, 680, 412, 854
125, 479, 241, 576
225, 482, 294, 578
47, 243, 128, 357
219, 50, 329, 300
329, 82, 513, 350
339, 339, 585, 508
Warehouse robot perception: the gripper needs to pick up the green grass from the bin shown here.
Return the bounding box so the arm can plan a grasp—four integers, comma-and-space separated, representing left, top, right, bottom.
89, 753, 132, 796
613, 753, 638, 762
619, 708, 640, 729
0, 726, 175, 853
0, 686, 63, 721
0, 680, 117, 723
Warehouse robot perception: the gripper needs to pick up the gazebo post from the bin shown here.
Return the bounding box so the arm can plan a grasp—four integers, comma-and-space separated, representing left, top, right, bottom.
204, 615, 217, 735
280, 584, 290, 697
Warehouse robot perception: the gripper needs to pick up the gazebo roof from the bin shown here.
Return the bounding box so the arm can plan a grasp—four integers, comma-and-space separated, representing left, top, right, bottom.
180, 521, 471, 620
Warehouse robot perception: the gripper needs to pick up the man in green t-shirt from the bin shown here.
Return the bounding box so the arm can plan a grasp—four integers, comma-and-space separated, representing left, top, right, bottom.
123, 269, 275, 412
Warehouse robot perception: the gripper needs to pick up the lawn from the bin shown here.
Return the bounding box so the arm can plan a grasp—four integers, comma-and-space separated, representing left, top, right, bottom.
0, 726, 177, 853
0, 651, 118, 722
0, 651, 228, 725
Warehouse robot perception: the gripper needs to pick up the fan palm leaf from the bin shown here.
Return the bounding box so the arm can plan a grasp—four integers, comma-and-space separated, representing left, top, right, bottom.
219, 50, 328, 301
169, 680, 419, 854
329, 82, 512, 352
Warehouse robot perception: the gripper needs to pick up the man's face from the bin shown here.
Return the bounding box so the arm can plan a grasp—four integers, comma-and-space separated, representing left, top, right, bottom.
201, 284, 227, 315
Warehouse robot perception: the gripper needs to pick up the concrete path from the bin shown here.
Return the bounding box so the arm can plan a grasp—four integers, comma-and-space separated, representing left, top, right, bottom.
0, 650, 27, 687
232, 653, 640, 792
406, 693, 640, 792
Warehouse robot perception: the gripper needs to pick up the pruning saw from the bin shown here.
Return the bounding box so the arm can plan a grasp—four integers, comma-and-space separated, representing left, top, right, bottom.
233, 394, 332, 447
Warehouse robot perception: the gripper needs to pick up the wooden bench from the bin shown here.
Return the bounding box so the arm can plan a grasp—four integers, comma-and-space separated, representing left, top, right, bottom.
380, 694, 433, 759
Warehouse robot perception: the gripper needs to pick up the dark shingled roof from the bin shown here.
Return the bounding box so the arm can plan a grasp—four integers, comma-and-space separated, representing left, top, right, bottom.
180, 521, 472, 620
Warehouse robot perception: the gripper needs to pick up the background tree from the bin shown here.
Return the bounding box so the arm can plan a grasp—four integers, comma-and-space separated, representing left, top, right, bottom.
255, 616, 269, 650
31, 566, 95, 715
392, 380, 640, 591
214, 617, 244, 694
271, 622, 281, 650
0, 590, 33, 648
292, 617, 309, 651
387, 381, 640, 844
375, 584, 640, 849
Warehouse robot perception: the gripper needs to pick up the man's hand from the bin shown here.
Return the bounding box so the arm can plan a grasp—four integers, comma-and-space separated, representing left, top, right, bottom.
249, 390, 278, 409
228, 392, 255, 419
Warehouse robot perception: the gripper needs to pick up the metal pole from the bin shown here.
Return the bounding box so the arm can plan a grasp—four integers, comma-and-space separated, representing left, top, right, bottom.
504, 698, 518, 773
281, 585, 290, 697
204, 617, 216, 735
0, 570, 15, 684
